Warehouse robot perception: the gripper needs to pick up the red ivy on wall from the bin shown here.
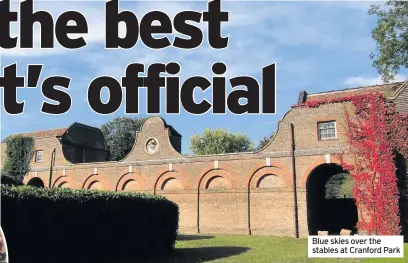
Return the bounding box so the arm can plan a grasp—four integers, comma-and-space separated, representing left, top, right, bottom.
297, 92, 408, 235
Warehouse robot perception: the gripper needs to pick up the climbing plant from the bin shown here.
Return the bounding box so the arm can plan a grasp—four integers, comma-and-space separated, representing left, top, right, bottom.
2, 135, 35, 185
296, 93, 408, 235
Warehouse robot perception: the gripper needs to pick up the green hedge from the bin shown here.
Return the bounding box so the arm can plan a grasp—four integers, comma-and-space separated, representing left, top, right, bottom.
0, 174, 23, 186
1, 185, 179, 263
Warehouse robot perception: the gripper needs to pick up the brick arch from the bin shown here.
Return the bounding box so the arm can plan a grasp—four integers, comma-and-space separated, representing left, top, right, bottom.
52, 175, 75, 189
82, 174, 110, 190
300, 155, 343, 187
161, 177, 183, 191
247, 167, 290, 189
195, 164, 239, 190
116, 173, 147, 192
24, 173, 48, 187
26, 177, 45, 187
244, 161, 292, 189
151, 168, 191, 194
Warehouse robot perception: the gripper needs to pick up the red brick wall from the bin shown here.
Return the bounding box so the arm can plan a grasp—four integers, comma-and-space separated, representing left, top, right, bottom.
3, 103, 362, 237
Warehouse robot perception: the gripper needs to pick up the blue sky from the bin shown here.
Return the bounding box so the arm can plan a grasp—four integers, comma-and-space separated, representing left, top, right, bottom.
1, 0, 407, 154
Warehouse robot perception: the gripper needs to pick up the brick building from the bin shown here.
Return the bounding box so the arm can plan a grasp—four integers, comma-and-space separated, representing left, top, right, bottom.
1, 82, 407, 237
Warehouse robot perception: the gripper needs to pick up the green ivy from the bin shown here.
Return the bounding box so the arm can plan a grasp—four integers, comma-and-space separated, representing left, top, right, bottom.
3, 135, 34, 184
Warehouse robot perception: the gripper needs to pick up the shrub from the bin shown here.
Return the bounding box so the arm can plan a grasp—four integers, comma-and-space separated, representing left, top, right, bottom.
1, 185, 179, 263
0, 172, 23, 186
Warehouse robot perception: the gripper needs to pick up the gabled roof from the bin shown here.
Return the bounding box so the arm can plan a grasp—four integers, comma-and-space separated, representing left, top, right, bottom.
300, 81, 408, 103
1, 122, 103, 143
65, 122, 102, 134
2, 127, 68, 143
162, 118, 182, 137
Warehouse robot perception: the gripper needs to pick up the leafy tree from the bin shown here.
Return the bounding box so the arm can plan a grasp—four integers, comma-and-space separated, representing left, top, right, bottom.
101, 117, 146, 161
369, 1, 408, 82
189, 128, 254, 155
256, 132, 275, 151
325, 173, 354, 199
2, 135, 35, 184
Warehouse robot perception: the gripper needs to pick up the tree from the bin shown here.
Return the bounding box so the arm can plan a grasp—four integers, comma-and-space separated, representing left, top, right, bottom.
325, 173, 354, 199
256, 132, 275, 151
2, 135, 34, 184
189, 128, 254, 155
101, 117, 146, 161
369, 1, 408, 82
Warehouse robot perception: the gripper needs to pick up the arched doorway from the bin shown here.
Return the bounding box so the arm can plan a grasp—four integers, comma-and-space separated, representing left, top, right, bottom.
27, 177, 45, 188
306, 163, 357, 235
396, 152, 408, 240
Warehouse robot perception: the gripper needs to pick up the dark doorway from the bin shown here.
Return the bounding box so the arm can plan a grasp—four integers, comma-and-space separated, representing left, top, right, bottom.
306, 163, 358, 235
396, 152, 408, 240
27, 177, 45, 187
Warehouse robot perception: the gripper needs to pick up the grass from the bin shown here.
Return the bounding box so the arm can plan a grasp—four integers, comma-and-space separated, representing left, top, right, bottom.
146, 234, 408, 263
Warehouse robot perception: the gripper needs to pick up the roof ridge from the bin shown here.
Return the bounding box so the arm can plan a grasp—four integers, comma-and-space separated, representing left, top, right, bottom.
1, 127, 68, 143
19, 127, 68, 135
391, 80, 408, 98
307, 81, 405, 97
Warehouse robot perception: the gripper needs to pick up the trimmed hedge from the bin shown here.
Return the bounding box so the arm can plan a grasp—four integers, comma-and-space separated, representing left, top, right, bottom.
1, 185, 179, 263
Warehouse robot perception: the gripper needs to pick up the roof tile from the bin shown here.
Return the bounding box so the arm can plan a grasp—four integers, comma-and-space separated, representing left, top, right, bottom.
305, 81, 407, 102
2, 128, 67, 142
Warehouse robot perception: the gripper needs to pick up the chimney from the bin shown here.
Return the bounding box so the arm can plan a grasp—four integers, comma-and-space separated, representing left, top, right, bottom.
297, 90, 308, 104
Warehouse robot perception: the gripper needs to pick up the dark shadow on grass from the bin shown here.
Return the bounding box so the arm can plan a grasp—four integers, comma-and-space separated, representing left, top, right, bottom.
13, 246, 248, 263
146, 246, 250, 263
177, 234, 215, 241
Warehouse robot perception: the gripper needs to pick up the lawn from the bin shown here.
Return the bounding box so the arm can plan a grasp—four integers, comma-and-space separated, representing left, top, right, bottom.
146, 234, 408, 263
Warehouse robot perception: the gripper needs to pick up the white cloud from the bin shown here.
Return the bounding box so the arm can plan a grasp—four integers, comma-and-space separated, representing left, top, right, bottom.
345, 74, 407, 87
1, 1, 390, 141
2, 1, 376, 57
2, 1, 201, 57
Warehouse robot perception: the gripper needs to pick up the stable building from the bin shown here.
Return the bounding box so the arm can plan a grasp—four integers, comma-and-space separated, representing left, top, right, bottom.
1, 82, 407, 237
